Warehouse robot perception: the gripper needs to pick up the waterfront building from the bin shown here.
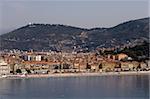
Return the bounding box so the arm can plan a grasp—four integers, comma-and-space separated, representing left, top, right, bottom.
21, 69, 28, 74
140, 62, 147, 70
101, 61, 116, 72
146, 60, 150, 69
107, 53, 128, 61
0, 59, 10, 75
34, 69, 48, 74
116, 53, 128, 60
121, 62, 133, 71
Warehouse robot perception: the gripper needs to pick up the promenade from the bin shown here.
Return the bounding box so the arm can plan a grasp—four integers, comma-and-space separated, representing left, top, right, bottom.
2, 71, 150, 79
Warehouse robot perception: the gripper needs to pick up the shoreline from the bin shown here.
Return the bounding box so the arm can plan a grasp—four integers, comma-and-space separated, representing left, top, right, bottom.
1, 71, 150, 79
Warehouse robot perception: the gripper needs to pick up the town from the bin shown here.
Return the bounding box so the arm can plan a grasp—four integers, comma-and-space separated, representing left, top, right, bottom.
0, 49, 149, 78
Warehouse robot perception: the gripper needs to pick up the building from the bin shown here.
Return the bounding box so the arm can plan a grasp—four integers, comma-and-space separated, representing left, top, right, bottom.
101, 61, 116, 72
116, 53, 128, 60
107, 53, 128, 61
35, 55, 42, 61
117, 53, 128, 60
0, 59, 10, 75
140, 62, 147, 70
121, 62, 133, 71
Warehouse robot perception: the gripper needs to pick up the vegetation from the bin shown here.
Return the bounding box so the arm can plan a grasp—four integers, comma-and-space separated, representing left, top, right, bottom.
26, 69, 31, 74
86, 63, 91, 69
120, 41, 149, 61
62, 63, 70, 69
100, 40, 149, 62
16, 69, 22, 73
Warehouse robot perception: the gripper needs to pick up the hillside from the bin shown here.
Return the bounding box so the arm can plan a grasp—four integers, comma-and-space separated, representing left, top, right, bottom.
0, 17, 149, 52
120, 41, 149, 61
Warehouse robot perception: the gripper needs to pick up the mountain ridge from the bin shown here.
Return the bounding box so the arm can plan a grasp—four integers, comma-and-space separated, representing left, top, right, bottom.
0, 17, 149, 52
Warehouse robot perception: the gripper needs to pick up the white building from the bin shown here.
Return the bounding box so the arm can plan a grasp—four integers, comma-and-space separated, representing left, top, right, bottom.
28, 55, 31, 61
0, 59, 10, 75
36, 55, 41, 61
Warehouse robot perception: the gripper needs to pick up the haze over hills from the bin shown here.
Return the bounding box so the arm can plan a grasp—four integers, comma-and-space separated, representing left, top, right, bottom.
0, 17, 149, 52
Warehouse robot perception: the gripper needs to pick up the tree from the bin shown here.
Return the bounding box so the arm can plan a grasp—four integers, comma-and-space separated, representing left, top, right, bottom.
136, 64, 141, 71
16, 69, 22, 73
54, 65, 60, 69
99, 64, 103, 69
26, 69, 31, 74
63, 63, 70, 69
86, 63, 91, 69
115, 63, 121, 68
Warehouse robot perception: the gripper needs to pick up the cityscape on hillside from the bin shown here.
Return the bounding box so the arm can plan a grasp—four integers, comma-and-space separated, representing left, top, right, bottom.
0, 17, 149, 77
0, 0, 149, 99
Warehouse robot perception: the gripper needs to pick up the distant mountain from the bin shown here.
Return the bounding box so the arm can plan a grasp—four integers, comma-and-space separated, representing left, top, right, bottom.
0, 17, 149, 52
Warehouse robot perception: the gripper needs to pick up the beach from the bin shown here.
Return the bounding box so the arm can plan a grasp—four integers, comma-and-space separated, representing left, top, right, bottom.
2, 71, 150, 79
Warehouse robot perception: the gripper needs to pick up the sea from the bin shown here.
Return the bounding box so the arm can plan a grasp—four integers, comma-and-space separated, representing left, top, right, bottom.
0, 74, 149, 99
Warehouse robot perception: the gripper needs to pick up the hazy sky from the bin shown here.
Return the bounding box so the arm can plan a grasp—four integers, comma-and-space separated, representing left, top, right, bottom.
0, 0, 149, 34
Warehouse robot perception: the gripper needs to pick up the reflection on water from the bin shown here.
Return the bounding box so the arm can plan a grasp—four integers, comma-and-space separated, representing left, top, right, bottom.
0, 75, 149, 99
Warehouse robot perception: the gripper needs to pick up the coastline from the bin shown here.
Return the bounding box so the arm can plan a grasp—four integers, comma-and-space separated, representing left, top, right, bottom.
1, 71, 150, 79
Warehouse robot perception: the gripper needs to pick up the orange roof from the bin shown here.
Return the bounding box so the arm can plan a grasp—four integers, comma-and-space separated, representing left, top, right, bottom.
23, 61, 60, 65
118, 53, 128, 56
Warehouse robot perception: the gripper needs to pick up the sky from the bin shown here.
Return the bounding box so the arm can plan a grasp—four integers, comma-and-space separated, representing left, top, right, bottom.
0, 0, 149, 34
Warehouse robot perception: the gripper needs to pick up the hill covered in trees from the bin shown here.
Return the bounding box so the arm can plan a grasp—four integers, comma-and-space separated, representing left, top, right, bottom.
121, 41, 149, 61
0, 17, 149, 52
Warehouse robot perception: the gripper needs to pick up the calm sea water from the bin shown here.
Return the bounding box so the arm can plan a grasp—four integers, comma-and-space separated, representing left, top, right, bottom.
0, 75, 149, 99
